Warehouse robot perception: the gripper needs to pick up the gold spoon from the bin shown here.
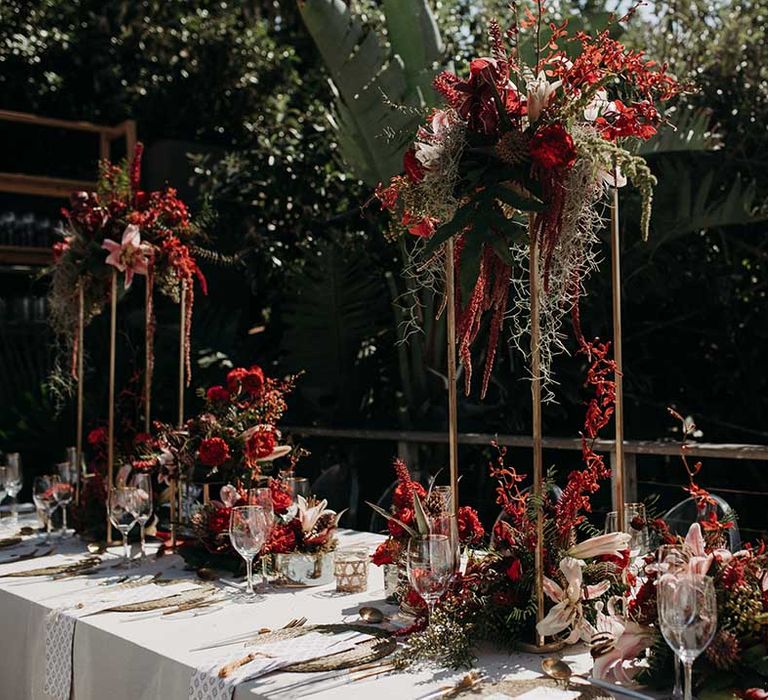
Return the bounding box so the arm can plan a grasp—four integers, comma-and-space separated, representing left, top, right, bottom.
87, 542, 107, 555
542, 657, 573, 685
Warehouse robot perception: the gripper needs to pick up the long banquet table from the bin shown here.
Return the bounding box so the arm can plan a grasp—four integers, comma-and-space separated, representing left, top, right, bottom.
0, 518, 596, 700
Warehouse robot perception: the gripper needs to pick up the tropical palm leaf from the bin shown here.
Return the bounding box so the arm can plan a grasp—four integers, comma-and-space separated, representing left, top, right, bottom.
651, 159, 766, 242
297, 0, 443, 186
279, 238, 391, 422
639, 105, 722, 155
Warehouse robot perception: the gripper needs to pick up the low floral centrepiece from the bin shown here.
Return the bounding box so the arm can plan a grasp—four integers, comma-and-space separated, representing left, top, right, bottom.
376, 5, 682, 398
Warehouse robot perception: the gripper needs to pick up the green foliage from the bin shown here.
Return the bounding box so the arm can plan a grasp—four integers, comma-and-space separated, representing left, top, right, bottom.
297, 0, 444, 186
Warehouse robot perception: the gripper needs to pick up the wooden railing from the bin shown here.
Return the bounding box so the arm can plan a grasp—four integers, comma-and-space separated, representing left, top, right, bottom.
285, 425, 768, 513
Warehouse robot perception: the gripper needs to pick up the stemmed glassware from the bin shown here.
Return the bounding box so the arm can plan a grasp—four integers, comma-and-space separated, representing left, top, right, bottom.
129, 473, 153, 560
32, 475, 60, 541
4, 454, 23, 528
0, 467, 7, 532
249, 487, 275, 591
229, 505, 268, 602
406, 534, 454, 624
658, 573, 717, 700
656, 545, 691, 700
109, 487, 140, 567
54, 461, 76, 536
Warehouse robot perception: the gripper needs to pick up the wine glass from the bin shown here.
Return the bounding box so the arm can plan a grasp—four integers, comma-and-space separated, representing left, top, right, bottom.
32, 475, 60, 541
249, 487, 275, 591
656, 545, 691, 700
129, 473, 153, 560
428, 514, 460, 573
5, 454, 23, 528
658, 574, 717, 700
286, 477, 310, 502
109, 487, 139, 567
406, 534, 454, 623
54, 462, 76, 536
0, 467, 7, 533
229, 505, 268, 601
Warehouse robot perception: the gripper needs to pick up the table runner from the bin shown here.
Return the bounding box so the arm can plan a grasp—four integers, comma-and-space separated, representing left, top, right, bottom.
0, 519, 595, 700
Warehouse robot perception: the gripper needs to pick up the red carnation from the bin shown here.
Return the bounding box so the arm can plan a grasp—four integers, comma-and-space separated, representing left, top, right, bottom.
206, 385, 230, 403
403, 148, 425, 183
392, 481, 427, 510
207, 506, 232, 537
198, 437, 230, 467
226, 367, 247, 393
529, 123, 577, 170
242, 365, 265, 397
371, 541, 395, 566
457, 506, 485, 544
506, 559, 523, 582
388, 508, 414, 538
245, 429, 276, 463
266, 522, 299, 554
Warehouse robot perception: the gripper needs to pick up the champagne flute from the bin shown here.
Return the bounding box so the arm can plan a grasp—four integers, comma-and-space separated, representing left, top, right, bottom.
229, 505, 268, 601
109, 487, 139, 567
428, 513, 460, 573
658, 574, 717, 700
406, 534, 454, 623
249, 487, 275, 591
5, 454, 23, 528
129, 473, 153, 561
55, 461, 75, 536
32, 475, 60, 541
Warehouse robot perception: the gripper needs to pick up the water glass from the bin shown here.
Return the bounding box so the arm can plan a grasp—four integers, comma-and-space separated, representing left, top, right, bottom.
5, 453, 23, 528
248, 487, 275, 590
129, 473, 153, 560
604, 502, 649, 558
109, 487, 140, 566
33, 475, 60, 540
431, 485, 454, 513
658, 574, 717, 700
286, 477, 310, 502
229, 505, 268, 601
334, 547, 369, 593
54, 462, 76, 535
406, 534, 454, 622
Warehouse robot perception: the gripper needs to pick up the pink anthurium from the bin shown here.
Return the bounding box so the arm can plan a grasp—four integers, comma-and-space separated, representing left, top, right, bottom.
102, 224, 150, 289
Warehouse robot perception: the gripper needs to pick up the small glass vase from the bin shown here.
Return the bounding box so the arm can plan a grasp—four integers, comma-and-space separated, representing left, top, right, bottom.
273, 550, 335, 586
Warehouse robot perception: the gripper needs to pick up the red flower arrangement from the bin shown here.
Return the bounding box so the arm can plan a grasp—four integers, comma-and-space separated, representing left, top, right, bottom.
145, 365, 297, 485
377, 7, 683, 398
49, 143, 207, 388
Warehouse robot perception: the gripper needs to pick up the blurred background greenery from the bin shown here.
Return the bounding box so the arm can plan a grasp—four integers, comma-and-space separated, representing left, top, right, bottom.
0, 0, 766, 535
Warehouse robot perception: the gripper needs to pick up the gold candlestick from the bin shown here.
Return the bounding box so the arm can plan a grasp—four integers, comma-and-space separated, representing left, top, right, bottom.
444, 238, 460, 519
610, 169, 625, 530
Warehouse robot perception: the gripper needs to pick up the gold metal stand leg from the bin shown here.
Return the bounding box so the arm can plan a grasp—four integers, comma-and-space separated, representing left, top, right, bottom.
610, 173, 625, 529
444, 239, 460, 519
106, 271, 117, 544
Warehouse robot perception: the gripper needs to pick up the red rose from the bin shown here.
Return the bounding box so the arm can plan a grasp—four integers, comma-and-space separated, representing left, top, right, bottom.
242, 365, 265, 396
403, 147, 425, 183
88, 426, 108, 446
457, 506, 485, 545
506, 559, 523, 582
198, 437, 230, 467
245, 429, 276, 463
388, 508, 414, 538
371, 541, 395, 567
269, 480, 293, 515
226, 367, 247, 393
206, 385, 230, 403
529, 123, 577, 170
392, 481, 427, 510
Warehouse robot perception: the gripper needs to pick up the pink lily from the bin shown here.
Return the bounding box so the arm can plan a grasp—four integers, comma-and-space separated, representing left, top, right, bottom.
102, 224, 150, 289
592, 599, 655, 684
537, 556, 610, 643
568, 532, 631, 560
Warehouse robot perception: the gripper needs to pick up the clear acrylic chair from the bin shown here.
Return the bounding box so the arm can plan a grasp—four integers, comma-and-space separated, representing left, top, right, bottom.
663, 494, 741, 551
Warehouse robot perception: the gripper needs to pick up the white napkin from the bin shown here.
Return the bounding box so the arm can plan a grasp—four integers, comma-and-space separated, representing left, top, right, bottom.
188, 630, 366, 700
43, 581, 201, 699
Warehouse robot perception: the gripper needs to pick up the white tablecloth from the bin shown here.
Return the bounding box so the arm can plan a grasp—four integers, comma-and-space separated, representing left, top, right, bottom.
0, 519, 595, 700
